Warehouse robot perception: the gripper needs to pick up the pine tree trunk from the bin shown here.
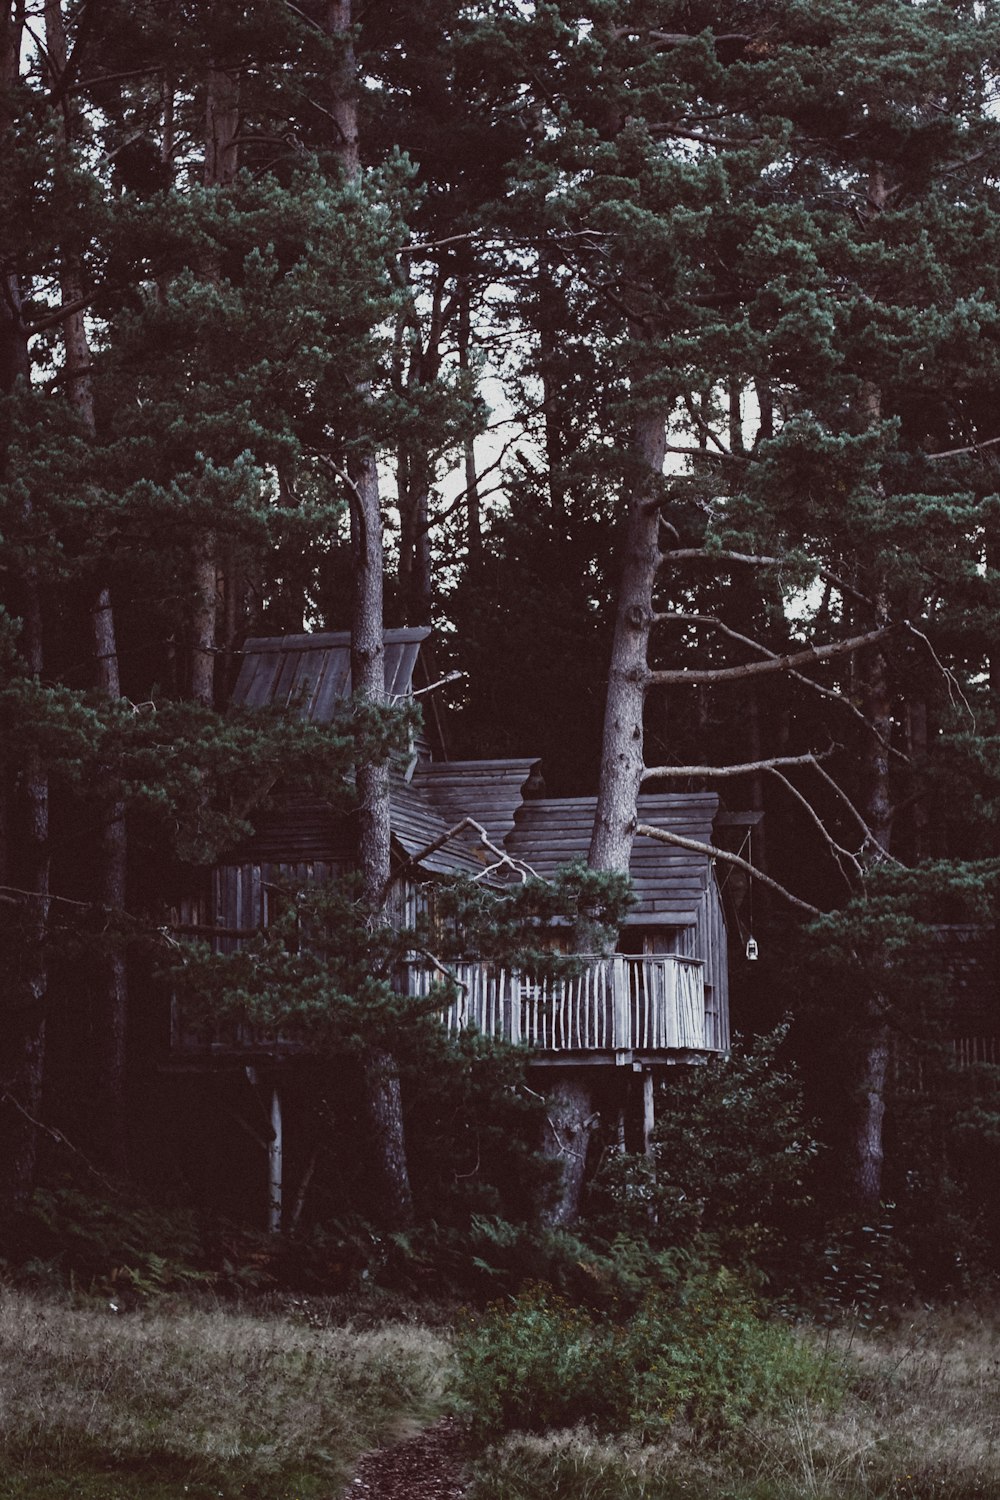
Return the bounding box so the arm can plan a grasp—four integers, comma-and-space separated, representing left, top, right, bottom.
553, 405, 666, 1228
45, 0, 130, 1174
457, 282, 482, 570
588, 407, 667, 872
189, 61, 240, 707
330, 0, 414, 1231
93, 589, 129, 1175
846, 358, 894, 1214
0, 5, 47, 1207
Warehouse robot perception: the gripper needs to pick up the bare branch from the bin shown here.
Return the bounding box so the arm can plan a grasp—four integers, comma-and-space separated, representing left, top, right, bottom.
408, 670, 465, 699
663, 443, 755, 462
682, 391, 731, 454
635, 823, 821, 915
654, 611, 909, 761
284, 0, 325, 33
768, 768, 862, 886
904, 622, 976, 728
26, 293, 93, 334
647, 624, 894, 686
925, 432, 1000, 460
643, 749, 834, 780
808, 759, 901, 864
662, 549, 876, 609
394, 816, 541, 885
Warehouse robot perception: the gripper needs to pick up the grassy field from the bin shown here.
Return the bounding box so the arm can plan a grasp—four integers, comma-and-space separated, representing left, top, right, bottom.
1, 1291, 998, 1499
0, 1290, 452, 1499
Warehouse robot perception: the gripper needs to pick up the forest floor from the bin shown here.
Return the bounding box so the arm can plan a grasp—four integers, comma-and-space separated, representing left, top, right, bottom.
0, 1290, 997, 1499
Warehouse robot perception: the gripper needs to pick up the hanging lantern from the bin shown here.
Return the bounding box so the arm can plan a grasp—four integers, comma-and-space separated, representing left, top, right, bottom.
746, 937, 759, 961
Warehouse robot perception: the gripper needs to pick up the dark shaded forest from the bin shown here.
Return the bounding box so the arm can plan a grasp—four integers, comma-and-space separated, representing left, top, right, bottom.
3, 0, 1000, 1305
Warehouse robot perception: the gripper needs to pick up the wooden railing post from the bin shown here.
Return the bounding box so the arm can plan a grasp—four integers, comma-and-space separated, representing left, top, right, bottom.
501, 968, 519, 1046
612, 956, 628, 1050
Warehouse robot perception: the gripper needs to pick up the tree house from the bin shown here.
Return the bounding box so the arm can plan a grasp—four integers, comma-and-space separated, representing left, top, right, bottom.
168, 628, 735, 1225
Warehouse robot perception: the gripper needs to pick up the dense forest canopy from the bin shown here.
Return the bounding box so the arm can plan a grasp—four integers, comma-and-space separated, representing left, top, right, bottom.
3, 0, 1000, 1283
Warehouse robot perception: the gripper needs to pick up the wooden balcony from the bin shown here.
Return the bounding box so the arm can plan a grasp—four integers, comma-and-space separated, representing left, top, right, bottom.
408, 953, 724, 1063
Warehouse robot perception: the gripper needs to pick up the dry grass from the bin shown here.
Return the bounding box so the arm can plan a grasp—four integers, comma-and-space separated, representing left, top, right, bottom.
745, 1303, 1000, 1498
467, 1303, 1000, 1500
0, 1289, 451, 1498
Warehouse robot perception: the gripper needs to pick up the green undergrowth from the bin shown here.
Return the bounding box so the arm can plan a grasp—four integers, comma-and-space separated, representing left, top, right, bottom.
463, 1301, 1000, 1500
453, 1272, 839, 1442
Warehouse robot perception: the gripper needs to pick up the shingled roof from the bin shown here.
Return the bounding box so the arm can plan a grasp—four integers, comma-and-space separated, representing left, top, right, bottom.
226, 632, 723, 921
507, 792, 720, 926
231, 628, 431, 716
412, 759, 540, 849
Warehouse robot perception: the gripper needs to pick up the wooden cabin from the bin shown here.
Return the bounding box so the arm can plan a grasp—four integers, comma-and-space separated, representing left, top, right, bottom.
165, 629, 737, 1225
172, 628, 732, 1069
171, 628, 731, 1070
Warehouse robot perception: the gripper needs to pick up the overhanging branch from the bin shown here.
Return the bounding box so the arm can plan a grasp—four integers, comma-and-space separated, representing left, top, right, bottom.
642, 749, 834, 781
654, 611, 909, 761
647, 624, 893, 686
634, 823, 821, 915
662, 548, 875, 609
768, 768, 862, 886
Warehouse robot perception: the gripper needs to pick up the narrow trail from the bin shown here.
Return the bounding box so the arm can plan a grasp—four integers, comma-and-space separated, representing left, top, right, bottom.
345, 1416, 470, 1499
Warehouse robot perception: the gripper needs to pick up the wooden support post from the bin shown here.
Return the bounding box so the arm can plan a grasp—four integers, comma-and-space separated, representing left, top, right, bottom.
642, 1069, 655, 1158
268, 1086, 283, 1234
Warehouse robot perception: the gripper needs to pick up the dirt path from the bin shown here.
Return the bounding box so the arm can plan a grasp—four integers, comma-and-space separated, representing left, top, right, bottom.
345, 1416, 470, 1499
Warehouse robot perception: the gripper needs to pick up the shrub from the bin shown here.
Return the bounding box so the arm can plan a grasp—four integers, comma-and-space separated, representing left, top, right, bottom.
586, 1028, 819, 1284
453, 1271, 839, 1442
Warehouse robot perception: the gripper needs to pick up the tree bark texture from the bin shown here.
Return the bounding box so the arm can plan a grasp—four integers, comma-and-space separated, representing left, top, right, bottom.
845, 354, 893, 1214
457, 281, 482, 570
539, 1073, 596, 1228
329, 0, 413, 1231
349, 447, 393, 914
588, 408, 666, 873
361, 1048, 414, 1226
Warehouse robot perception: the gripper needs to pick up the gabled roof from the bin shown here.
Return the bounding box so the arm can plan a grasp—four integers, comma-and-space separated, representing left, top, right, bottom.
232, 628, 431, 718
390, 776, 495, 878
412, 759, 540, 849
507, 792, 720, 926
225, 631, 724, 923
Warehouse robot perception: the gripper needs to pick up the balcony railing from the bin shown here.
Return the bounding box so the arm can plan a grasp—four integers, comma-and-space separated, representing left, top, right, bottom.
407, 953, 717, 1056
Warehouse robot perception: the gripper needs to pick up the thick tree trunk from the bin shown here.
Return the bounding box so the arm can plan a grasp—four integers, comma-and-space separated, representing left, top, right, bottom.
45, 0, 130, 1174
330, 0, 414, 1231
851, 989, 890, 1218
845, 357, 894, 1214
540, 1074, 596, 1228
588, 407, 667, 872
843, 632, 894, 1214
189, 63, 239, 707
190, 538, 218, 708
349, 448, 393, 910
361, 1048, 414, 1225
548, 406, 666, 1228
0, 7, 47, 1207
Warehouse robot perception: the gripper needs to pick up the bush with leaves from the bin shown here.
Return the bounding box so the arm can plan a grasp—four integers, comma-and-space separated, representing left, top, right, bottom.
586, 1027, 819, 1283
454, 1271, 838, 1442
